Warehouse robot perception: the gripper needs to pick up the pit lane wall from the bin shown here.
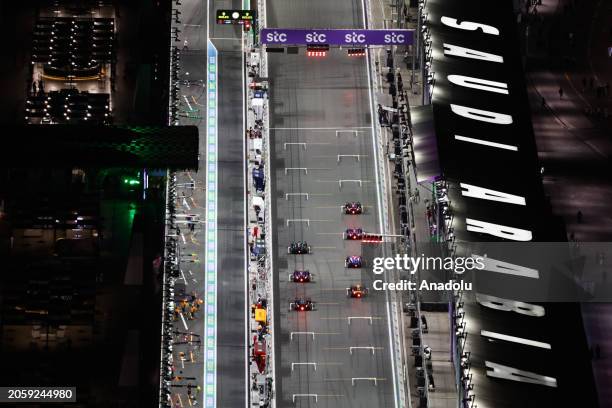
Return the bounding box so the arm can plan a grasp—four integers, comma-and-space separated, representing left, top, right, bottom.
362, 0, 410, 406
245, 0, 275, 406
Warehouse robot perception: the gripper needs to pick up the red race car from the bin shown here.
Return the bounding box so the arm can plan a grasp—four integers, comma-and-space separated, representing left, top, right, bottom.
289, 270, 312, 283
290, 298, 315, 312
343, 201, 363, 215
347, 284, 369, 298
344, 228, 364, 240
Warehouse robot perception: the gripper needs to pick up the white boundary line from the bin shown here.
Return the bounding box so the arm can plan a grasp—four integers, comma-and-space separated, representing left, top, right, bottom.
242, 12, 250, 408
361, 1, 401, 408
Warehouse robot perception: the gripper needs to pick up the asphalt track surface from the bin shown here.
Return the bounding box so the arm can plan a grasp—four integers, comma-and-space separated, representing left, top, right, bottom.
267, 1, 395, 407
215, 50, 247, 408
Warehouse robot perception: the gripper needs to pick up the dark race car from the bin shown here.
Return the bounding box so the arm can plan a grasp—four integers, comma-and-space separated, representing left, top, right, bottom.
347, 284, 369, 298
289, 298, 315, 312
343, 201, 363, 215
289, 270, 312, 283
345, 255, 363, 268
287, 241, 311, 255
344, 228, 364, 240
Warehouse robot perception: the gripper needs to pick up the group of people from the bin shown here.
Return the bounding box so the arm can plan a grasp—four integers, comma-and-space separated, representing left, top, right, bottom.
384, 67, 404, 99
171, 381, 201, 407
174, 292, 204, 320
377, 104, 390, 126
247, 118, 264, 139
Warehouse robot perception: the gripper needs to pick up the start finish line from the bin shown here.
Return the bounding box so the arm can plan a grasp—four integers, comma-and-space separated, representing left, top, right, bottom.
260, 28, 414, 46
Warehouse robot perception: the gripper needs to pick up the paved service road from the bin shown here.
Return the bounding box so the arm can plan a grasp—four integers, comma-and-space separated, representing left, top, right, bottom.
267, 1, 396, 407
209, 2, 248, 406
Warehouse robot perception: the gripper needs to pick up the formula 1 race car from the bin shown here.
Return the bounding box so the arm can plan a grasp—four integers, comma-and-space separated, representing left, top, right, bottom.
344, 228, 364, 240
343, 201, 363, 215
345, 255, 363, 268
347, 284, 369, 298
287, 241, 311, 255
289, 298, 315, 312
289, 270, 312, 283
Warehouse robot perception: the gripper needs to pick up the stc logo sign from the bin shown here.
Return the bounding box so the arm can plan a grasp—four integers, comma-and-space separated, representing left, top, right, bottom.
265, 31, 287, 43
384, 32, 405, 44
345, 32, 366, 43
305, 32, 327, 43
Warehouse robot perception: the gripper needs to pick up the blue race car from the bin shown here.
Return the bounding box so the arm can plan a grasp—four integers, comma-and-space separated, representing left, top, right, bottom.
288, 241, 311, 254
290, 270, 312, 283
345, 255, 363, 268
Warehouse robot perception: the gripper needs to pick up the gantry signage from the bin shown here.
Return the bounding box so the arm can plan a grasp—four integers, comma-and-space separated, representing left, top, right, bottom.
260, 28, 414, 46
216, 9, 256, 25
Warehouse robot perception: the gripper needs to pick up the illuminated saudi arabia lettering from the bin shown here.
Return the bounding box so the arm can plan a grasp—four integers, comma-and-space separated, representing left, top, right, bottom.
460, 183, 526, 206
481, 330, 551, 350
439, 10, 558, 394
485, 361, 558, 388
443, 43, 504, 63
447, 74, 509, 94
476, 293, 545, 317
450, 104, 513, 125
454, 135, 518, 151
466, 218, 533, 241
472, 254, 539, 278
441, 16, 500, 36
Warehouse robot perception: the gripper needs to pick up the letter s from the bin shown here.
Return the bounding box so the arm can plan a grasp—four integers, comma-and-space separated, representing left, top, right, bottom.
475, 256, 485, 270
441, 16, 500, 36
